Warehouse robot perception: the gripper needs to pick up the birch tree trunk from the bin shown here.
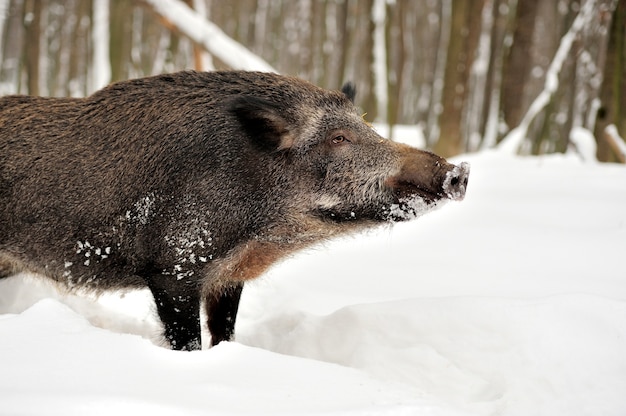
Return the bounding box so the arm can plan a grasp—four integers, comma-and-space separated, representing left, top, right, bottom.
92, 0, 111, 92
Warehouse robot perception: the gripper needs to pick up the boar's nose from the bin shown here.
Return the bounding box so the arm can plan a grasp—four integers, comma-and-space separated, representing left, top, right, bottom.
386, 151, 470, 203
443, 162, 470, 201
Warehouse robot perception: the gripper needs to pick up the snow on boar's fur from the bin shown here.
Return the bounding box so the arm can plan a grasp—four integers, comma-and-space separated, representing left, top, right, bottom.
0, 70, 469, 350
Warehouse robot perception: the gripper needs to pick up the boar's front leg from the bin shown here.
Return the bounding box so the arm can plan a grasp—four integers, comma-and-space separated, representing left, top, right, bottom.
144, 273, 202, 351
205, 283, 244, 346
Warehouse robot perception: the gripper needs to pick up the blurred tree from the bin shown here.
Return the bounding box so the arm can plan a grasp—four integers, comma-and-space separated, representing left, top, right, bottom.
23, 0, 41, 96
595, 0, 625, 162
434, 0, 484, 157
0, 0, 622, 162
110, 0, 133, 83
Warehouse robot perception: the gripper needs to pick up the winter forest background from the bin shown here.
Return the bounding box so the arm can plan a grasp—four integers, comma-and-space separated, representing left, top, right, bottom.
0, 0, 624, 162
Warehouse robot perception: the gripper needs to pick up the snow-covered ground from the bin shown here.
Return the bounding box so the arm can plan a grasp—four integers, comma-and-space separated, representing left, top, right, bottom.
1, 150, 625, 416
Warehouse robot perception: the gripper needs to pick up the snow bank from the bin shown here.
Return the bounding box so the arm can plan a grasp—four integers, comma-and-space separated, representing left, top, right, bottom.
1, 152, 626, 415
242, 295, 626, 416
1, 299, 455, 416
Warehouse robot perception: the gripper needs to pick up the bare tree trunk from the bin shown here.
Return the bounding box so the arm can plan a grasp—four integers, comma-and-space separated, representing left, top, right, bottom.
499, 0, 599, 155
335, 0, 349, 88
110, 0, 133, 82
501, 0, 538, 130
69, 0, 91, 96
426, 0, 451, 147
371, 0, 387, 123
595, 0, 625, 162
481, 0, 515, 149
0, 0, 9, 57
464, 0, 494, 152
386, 0, 405, 130
309, 0, 325, 86
1, 0, 24, 94
92, 0, 112, 92
182, 0, 204, 70
0, 0, 11, 92
23, 0, 41, 95
434, 0, 484, 157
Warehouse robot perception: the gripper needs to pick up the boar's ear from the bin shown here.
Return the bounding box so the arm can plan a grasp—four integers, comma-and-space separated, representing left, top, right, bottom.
341, 82, 356, 103
228, 95, 294, 151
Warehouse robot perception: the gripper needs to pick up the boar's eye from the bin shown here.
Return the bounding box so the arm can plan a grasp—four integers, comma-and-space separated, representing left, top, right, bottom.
331, 135, 350, 145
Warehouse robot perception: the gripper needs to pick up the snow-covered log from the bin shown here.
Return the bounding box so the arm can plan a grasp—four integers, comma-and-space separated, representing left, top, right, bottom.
140, 0, 276, 73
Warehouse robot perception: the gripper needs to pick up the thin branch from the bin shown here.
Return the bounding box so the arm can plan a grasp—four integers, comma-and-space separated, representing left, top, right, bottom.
498, 0, 596, 154
139, 0, 277, 73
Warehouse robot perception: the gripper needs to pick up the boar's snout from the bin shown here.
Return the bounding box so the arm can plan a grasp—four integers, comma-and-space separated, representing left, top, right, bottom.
443, 162, 470, 201
386, 149, 470, 204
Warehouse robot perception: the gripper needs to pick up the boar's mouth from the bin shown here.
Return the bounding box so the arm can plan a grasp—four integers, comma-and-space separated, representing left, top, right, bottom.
383, 162, 470, 221
314, 162, 469, 223
389, 181, 444, 204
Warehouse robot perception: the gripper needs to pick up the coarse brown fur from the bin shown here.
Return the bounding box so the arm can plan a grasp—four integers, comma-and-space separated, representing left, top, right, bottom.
0, 70, 469, 350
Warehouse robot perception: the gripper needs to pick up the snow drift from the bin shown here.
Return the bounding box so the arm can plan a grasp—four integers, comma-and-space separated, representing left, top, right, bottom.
1, 151, 625, 416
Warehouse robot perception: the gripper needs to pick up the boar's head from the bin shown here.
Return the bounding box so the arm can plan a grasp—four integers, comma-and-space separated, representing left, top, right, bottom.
229, 78, 469, 225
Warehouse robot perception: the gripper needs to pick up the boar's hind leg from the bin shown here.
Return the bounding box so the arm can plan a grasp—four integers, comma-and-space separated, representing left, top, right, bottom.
145, 274, 202, 351
205, 283, 244, 346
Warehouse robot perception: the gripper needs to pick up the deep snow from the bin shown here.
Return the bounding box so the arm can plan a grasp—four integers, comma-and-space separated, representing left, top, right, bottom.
1, 150, 625, 416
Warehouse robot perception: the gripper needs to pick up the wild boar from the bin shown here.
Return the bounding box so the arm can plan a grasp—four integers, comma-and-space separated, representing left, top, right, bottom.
0, 70, 469, 350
